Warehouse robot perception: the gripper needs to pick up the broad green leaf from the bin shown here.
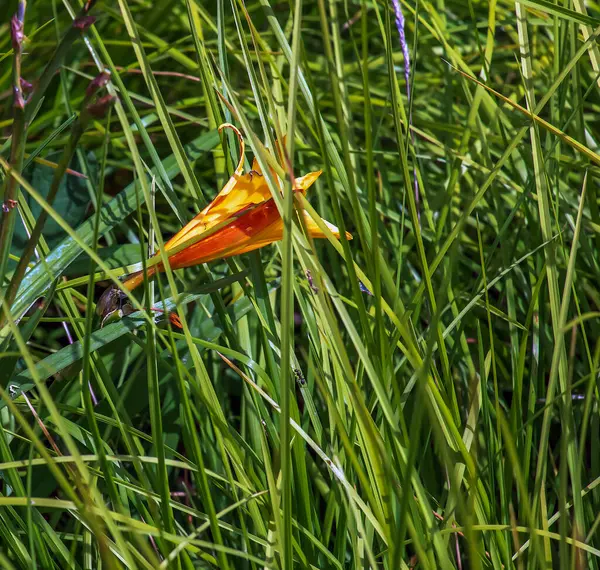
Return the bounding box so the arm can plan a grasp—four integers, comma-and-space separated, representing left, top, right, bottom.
10, 129, 219, 323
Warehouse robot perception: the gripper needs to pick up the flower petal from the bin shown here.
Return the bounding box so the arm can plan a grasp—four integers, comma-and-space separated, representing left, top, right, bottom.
119, 128, 347, 293
301, 210, 351, 240
164, 125, 274, 251
294, 170, 322, 193
236, 208, 351, 254
164, 172, 273, 251
164, 198, 281, 270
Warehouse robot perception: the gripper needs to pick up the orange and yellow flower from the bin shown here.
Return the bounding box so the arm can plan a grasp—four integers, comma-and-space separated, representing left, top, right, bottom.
120, 124, 351, 292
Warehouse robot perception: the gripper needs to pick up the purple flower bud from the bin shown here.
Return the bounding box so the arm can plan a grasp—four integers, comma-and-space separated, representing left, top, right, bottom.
86, 71, 111, 97
391, 0, 420, 217
73, 15, 96, 30
13, 86, 25, 109
305, 269, 319, 293
11, 15, 24, 51
20, 77, 33, 91
2, 199, 18, 212
391, 0, 410, 94
359, 281, 373, 296
87, 94, 116, 117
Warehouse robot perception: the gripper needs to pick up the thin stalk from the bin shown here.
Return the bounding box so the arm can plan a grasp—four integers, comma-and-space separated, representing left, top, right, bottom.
81, 106, 123, 513
0, 74, 113, 326
0, 2, 28, 293
23, 1, 98, 125
0, 0, 98, 299
280, 1, 304, 567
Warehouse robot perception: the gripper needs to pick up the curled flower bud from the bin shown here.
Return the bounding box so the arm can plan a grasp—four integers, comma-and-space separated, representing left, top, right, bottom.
11, 14, 24, 51
87, 94, 116, 117
73, 15, 96, 30
86, 71, 111, 98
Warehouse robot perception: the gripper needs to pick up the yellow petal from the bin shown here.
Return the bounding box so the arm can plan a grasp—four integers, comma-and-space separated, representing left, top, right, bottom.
164, 125, 271, 252
164, 172, 272, 251
294, 170, 322, 193
302, 211, 352, 240
163, 127, 328, 253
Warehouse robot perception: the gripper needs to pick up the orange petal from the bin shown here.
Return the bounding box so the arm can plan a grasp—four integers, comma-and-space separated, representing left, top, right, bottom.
165, 171, 273, 251
122, 203, 351, 292
235, 208, 351, 254
121, 128, 343, 292
164, 130, 321, 253
164, 198, 281, 270
164, 126, 285, 252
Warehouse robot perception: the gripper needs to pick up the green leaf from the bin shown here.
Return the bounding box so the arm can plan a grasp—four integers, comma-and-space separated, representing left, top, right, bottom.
12, 152, 96, 252
8, 277, 264, 401
10, 129, 220, 324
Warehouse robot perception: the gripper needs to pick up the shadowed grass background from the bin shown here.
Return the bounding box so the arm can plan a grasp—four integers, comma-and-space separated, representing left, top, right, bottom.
0, 0, 599, 568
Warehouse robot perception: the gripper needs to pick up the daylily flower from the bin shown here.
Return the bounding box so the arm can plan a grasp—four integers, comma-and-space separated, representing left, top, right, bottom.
97, 124, 350, 322
125, 124, 349, 289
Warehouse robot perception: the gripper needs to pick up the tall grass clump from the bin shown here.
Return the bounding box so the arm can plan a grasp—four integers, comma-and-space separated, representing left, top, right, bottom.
0, 0, 599, 568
